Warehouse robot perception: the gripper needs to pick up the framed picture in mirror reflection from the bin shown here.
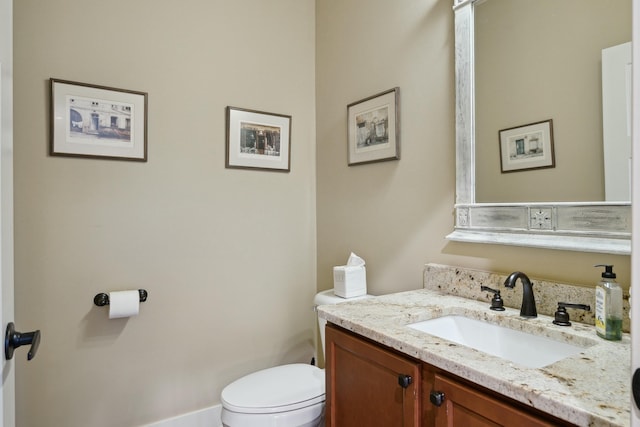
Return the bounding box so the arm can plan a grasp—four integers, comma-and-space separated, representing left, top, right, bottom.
499, 119, 555, 173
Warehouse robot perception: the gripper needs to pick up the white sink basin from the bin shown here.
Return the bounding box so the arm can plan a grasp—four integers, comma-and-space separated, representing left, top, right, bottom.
407, 315, 588, 368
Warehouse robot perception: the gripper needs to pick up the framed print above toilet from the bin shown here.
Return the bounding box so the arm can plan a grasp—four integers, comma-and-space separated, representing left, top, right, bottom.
347, 87, 400, 166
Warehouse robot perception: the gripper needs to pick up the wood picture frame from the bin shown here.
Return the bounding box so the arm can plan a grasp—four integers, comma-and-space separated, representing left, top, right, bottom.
50, 78, 148, 161
347, 87, 400, 166
499, 119, 555, 173
225, 106, 291, 172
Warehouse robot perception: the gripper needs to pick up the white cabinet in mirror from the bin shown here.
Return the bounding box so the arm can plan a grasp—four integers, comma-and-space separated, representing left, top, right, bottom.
447, 0, 631, 255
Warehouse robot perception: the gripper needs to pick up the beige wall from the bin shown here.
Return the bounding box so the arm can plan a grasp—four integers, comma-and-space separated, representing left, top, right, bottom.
12, 0, 632, 426
13, 1, 316, 426
315, 0, 629, 294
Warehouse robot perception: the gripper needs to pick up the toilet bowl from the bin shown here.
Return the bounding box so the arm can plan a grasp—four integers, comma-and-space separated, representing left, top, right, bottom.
220, 290, 372, 427
221, 363, 325, 427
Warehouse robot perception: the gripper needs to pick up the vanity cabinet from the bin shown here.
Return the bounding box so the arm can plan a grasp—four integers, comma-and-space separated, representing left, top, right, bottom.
423, 366, 573, 427
326, 324, 574, 427
325, 324, 421, 427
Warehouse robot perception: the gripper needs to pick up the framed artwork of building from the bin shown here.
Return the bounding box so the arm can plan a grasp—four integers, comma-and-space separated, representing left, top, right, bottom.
225, 106, 291, 172
50, 78, 148, 161
347, 87, 400, 166
499, 119, 555, 173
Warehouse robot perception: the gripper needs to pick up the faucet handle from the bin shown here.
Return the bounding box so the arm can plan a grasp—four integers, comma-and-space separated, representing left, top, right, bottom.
552, 302, 591, 326
480, 286, 505, 311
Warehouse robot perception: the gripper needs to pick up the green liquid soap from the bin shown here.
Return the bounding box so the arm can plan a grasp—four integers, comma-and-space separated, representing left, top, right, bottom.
596, 316, 622, 341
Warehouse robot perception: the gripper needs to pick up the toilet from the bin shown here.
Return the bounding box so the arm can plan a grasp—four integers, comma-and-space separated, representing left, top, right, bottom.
220, 289, 372, 427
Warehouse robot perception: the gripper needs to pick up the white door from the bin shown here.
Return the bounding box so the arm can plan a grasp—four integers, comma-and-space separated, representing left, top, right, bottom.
1, 0, 15, 425
633, 1, 640, 426
602, 41, 632, 202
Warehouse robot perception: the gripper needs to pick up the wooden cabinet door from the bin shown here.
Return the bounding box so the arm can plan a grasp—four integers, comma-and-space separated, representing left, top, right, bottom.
325, 325, 421, 427
430, 373, 560, 427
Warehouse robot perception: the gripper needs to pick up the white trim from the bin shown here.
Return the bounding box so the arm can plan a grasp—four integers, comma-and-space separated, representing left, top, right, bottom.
1, 0, 15, 424
143, 404, 222, 427
630, 0, 640, 424
447, 230, 631, 255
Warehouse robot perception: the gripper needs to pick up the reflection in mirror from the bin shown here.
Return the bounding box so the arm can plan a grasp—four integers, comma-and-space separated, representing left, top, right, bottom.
448, 0, 631, 255
474, 0, 631, 203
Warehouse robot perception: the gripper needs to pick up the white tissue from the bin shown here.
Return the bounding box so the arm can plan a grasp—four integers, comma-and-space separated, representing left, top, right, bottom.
346, 252, 365, 267
108, 290, 140, 319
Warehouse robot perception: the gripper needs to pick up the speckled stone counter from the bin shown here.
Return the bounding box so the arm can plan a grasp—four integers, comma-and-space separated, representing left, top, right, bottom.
318, 271, 630, 426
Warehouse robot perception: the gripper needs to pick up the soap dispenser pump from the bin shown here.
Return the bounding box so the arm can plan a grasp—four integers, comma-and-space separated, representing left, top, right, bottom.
594, 264, 622, 340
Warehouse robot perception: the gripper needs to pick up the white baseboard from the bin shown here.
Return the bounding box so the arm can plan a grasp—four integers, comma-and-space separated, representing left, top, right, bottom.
143, 404, 222, 427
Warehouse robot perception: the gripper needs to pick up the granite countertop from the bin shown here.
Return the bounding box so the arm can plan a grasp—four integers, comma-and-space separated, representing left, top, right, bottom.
318, 289, 630, 427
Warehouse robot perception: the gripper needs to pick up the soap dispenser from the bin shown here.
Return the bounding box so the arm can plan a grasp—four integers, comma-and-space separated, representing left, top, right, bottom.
594, 264, 622, 341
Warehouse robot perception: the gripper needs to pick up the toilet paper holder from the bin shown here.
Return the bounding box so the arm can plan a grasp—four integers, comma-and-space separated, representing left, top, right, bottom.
94, 289, 148, 307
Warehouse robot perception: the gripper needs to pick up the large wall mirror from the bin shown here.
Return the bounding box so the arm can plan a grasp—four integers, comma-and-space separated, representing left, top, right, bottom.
447, 0, 632, 254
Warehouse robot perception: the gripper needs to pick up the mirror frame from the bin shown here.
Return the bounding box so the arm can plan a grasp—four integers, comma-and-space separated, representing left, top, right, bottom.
446, 0, 631, 255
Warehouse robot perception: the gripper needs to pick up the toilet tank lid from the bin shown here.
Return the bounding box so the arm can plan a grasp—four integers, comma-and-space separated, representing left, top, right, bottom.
313, 289, 372, 306
221, 364, 325, 413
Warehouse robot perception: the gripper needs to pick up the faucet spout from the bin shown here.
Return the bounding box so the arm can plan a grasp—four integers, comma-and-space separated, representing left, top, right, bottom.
504, 271, 537, 318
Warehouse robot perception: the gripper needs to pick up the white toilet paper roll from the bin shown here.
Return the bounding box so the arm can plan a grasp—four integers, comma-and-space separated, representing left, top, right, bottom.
108, 290, 140, 319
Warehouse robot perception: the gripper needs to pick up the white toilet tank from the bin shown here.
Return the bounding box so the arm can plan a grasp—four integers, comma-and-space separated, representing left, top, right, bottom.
313, 289, 372, 360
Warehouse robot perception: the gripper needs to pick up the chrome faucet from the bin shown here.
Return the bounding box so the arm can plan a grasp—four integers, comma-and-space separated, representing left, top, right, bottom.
504, 271, 537, 318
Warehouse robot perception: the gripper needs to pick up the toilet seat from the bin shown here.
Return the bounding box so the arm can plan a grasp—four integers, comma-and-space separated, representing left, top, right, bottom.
221, 363, 325, 414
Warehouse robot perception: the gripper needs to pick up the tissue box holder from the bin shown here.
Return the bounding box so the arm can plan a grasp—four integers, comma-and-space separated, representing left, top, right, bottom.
333, 266, 367, 298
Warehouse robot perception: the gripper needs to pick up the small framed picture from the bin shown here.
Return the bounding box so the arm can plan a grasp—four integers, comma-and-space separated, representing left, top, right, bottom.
347, 87, 400, 166
499, 119, 555, 173
50, 78, 148, 161
226, 107, 291, 172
